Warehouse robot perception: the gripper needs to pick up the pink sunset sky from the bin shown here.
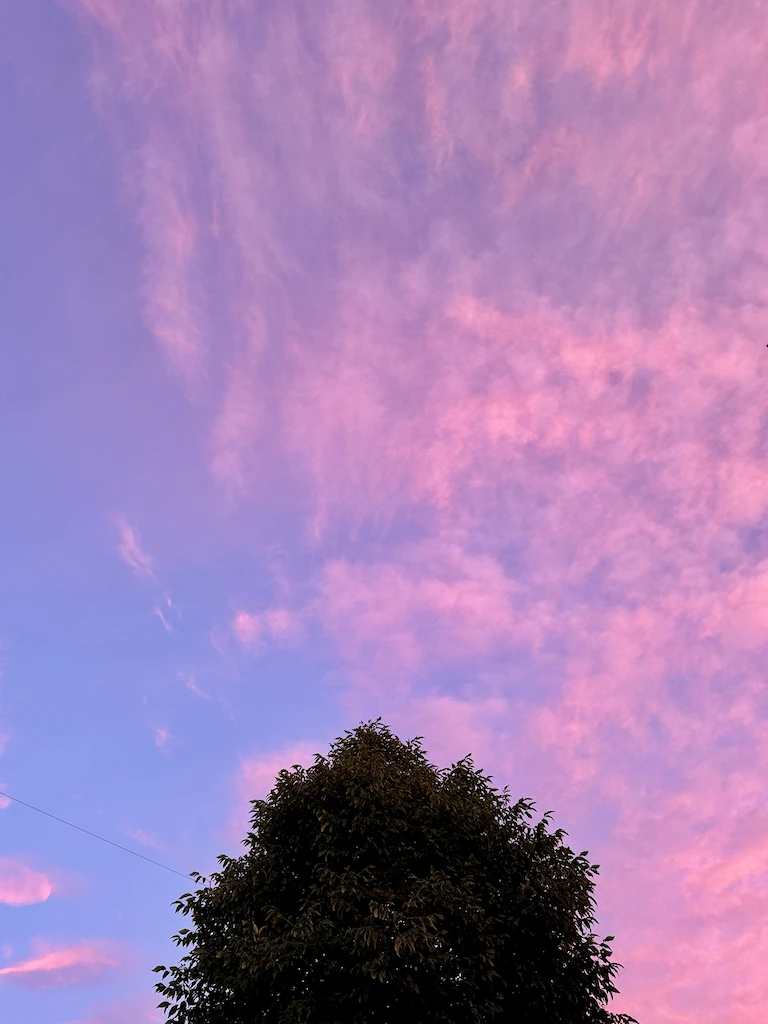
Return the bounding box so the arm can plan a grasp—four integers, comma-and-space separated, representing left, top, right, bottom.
1, 1, 768, 1021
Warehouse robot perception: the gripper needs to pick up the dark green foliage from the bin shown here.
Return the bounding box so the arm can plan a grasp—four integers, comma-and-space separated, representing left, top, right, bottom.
154, 720, 637, 1023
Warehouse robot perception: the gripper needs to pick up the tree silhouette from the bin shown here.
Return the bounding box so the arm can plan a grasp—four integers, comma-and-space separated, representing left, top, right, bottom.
154, 720, 637, 1023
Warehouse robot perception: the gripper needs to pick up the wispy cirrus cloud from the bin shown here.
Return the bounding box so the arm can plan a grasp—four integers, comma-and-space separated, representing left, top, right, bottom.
115, 517, 155, 583
73, 0, 768, 1019
115, 516, 178, 630
125, 828, 172, 858
149, 725, 171, 753
0, 938, 126, 990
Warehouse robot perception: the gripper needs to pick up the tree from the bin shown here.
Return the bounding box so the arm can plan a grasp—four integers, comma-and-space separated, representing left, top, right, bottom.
154, 720, 637, 1023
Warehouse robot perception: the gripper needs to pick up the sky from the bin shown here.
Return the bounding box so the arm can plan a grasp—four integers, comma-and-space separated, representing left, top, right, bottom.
0, 1, 767, 1021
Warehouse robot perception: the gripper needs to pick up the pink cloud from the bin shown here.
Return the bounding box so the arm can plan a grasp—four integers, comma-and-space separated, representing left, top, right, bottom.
585, 749, 768, 1024
318, 554, 496, 676
73, 0, 124, 35
73, 1, 768, 1020
232, 607, 302, 650
232, 610, 261, 646
126, 829, 170, 856
179, 672, 207, 699
398, 693, 514, 777
315, 539, 556, 689
149, 725, 170, 752
208, 337, 266, 493
703, 561, 768, 649
177, 672, 234, 721
115, 518, 155, 582
238, 746, 316, 800
0, 939, 126, 990
0, 859, 55, 907
153, 604, 173, 633
115, 520, 177, 627
136, 139, 204, 385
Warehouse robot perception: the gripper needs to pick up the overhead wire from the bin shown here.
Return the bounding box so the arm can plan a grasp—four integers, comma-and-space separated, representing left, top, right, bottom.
0, 789, 193, 880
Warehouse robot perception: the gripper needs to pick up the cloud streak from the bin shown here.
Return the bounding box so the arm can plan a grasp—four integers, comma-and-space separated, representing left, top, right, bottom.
0, 939, 125, 990
115, 518, 156, 583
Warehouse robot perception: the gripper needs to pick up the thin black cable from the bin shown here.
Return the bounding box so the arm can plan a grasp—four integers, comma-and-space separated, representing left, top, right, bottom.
0, 789, 192, 880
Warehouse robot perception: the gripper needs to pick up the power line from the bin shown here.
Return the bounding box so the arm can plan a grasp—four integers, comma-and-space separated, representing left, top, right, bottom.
0, 789, 192, 880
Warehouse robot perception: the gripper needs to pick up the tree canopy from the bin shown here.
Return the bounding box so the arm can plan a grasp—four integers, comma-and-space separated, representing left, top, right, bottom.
154, 720, 637, 1023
